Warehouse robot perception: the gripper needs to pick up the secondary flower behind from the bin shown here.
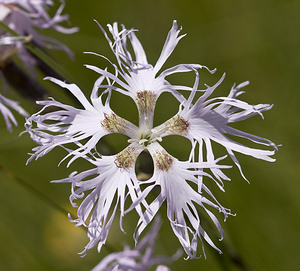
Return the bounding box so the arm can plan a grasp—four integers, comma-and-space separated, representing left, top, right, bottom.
91, 216, 181, 271
0, 92, 28, 131
0, 0, 78, 131
0, 0, 78, 73
25, 20, 277, 259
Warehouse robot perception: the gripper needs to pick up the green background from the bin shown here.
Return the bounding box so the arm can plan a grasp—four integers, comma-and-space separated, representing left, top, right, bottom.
0, 0, 299, 270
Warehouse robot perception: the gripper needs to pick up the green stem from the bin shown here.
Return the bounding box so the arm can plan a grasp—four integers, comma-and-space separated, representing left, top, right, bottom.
0, 164, 73, 217
0, 21, 75, 83
0, 164, 117, 253
196, 206, 253, 271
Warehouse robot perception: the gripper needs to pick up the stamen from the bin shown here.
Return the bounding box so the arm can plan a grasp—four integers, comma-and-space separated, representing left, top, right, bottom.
139, 139, 148, 145
135, 90, 157, 128
135, 90, 157, 115
164, 115, 190, 136
153, 149, 173, 171
101, 113, 126, 133
115, 146, 138, 169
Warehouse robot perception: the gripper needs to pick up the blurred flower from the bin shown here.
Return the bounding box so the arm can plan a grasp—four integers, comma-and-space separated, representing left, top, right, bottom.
0, 92, 28, 131
26, 20, 277, 259
0, 0, 78, 131
0, 0, 78, 73
91, 216, 181, 271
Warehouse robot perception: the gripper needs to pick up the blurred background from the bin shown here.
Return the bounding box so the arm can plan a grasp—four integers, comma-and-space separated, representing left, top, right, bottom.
0, 0, 299, 270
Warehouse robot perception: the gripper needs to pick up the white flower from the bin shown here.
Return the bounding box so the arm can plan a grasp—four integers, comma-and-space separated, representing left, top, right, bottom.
26, 20, 277, 259
91, 216, 181, 271
26, 72, 229, 257
26, 53, 229, 258
0, 93, 28, 131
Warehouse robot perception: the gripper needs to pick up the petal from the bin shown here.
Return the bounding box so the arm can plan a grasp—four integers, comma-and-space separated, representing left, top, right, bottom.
25, 81, 137, 164
135, 143, 232, 258
129, 31, 149, 66
54, 145, 144, 256
153, 20, 186, 74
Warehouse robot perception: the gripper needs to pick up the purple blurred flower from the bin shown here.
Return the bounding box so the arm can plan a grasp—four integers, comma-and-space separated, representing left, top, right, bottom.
91, 217, 181, 271
0, 92, 28, 131
0, 0, 78, 131
0, 0, 78, 72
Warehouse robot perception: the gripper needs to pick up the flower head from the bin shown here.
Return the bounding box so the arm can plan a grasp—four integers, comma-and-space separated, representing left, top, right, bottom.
26, 20, 277, 259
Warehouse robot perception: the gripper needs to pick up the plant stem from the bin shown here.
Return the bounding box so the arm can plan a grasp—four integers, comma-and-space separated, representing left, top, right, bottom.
0, 21, 75, 83
0, 164, 74, 217
0, 164, 117, 253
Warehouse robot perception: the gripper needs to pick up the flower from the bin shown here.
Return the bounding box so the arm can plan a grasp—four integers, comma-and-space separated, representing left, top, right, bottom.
0, 92, 28, 131
0, 0, 78, 131
91, 216, 181, 271
0, 0, 78, 73
26, 75, 229, 258
26, 20, 277, 259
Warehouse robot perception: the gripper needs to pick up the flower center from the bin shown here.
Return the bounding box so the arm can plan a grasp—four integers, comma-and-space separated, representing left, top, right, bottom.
128, 126, 160, 147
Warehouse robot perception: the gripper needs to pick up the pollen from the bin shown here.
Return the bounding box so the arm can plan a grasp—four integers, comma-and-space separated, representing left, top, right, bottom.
135, 90, 157, 115
165, 115, 189, 136
101, 113, 126, 133
153, 149, 173, 171
115, 147, 138, 169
